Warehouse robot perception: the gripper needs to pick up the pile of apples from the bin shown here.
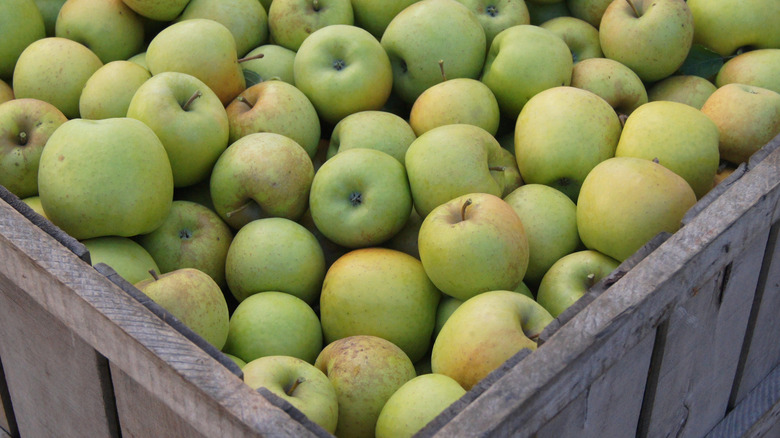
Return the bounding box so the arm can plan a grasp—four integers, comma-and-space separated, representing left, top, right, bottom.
2, 0, 780, 436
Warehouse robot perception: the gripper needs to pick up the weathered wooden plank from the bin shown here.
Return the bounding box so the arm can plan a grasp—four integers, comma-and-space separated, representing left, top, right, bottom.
0, 357, 14, 437
707, 363, 780, 438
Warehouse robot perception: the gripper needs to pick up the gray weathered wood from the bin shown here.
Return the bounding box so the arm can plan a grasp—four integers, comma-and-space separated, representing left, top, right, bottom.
707, 363, 780, 437
0, 359, 11, 436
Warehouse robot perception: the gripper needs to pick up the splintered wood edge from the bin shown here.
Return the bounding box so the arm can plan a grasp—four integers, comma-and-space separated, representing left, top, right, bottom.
0, 201, 319, 437
430, 138, 780, 436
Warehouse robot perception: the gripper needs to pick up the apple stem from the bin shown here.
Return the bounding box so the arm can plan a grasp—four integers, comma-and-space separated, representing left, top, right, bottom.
285, 377, 305, 396
181, 90, 202, 111
488, 166, 506, 172
148, 269, 160, 281
586, 273, 596, 288
461, 198, 473, 222
652, 157, 660, 164
438, 59, 447, 81
18, 131, 28, 146
225, 200, 258, 218
237, 53, 265, 63
625, 0, 640, 17
618, 113, 628, 126
312, 0, 320, 11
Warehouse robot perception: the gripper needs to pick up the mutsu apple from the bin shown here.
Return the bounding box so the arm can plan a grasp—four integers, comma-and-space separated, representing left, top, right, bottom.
647, 75, 717, 110
569, 57, 648, 117
242, 356, 339, 434
454, 0, 531, 51
328, 110, 416, 166
0, 0, 45, 80
238, 45, 297, 85
566, 0, 613, 27
687, 0, 780, 56
0, 98, 67, 198
716, 49, 780, 95
0, 80, 13, 104
82, 236, 160, 285
433, 295, 463, 341
224, 354, 246, 369
122, 0, 190, 21
55, 0, 144, 63
175, 0, 269, 57
350, 0, 418, 40
33, 0, 66, 37
79, 61, 151, 120
539, 16, 603, 62
268, 0, 354, 52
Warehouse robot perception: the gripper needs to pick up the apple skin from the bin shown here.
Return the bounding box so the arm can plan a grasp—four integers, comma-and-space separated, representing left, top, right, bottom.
566, 0, 613, 28
135, 268, 230, 350
536, 250, 620, 318
0, 80, 13, 104
431, 290, 553, 390
0, 0, 46, 80
224, 353, 246, 369
242, 356, 339, 434
409, 78, 501, 137
375, 373, 466, 438
314, 335, 417, 438
328, 110, 416, 166
418, 193, 529, 302
34, 0, 67, 37
647, 75, 717, 110
687, 0, 780, 57
599, 0, 694, 82
175, 0, 269, 58
570, 57, 648, 117
350, 0, 418, 40
121, 0, 190, 21
319, 248, 441, 363
539, 16, 603, 63
0, 98, 68, 198
238, 45, 297, 85
82, 236, 160, 285
382, 208, 423, 260
455, 0, 531, 51
577, 157, 697, 262
223, 291, 323, 364
269, 0, 354, 52
79, 61, 151, 120
20, 196, 48, 219
716, 49, 780, 95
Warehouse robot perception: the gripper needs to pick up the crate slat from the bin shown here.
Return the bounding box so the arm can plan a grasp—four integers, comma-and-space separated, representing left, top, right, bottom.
707, 362, 780, 437
0, 357, 14, 437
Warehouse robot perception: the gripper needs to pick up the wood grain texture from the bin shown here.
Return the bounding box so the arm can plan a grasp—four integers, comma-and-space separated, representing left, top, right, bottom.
706, 363, 780, 437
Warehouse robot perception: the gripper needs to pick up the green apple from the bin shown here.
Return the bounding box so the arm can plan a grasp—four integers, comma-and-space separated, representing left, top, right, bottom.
37, 118, 173, 240
121, 0, 190, 21
409, 76, 501, 137
34, 0, 67, 36
293, 24, 393, 125
297, 208, 351, 269
82, 236, 160, 285
223, 291, 323, 363
0, 0, 45, 80
566, 0, 612, 28
577, 156, 697, 262
433, 295, 462, 340
431, 290, 553, 390
319, 248, 440, 363
209, 132, 315, 229
314, 335, 417, 438
128, 51, 148, 70
224, 353, 246, 369
239, 45, 297, 85
350, 0, 419, 40
615, 101, 720, 199
570, 57, 648, 116
503, 184, 581, 288
224, 217, 326, 304
135, 268, 230, 350
514, 86, 622, 201
687, 0, 780, 56
328, 110, 416, 165
599, 0, 694, 82
455, 0, 531, 51
268, 0, 354, 51
418, 193, 529, 301
79, 61, 151, 120
0, 80, 13, 104
526, 0, 570, 26
20, 196, 48, 219
176, 0, 268, 57
480, 24, 573, 120
647, 75, 717, 110
127, 71, 229, 188
382, 208, 423, 260
700, 84, 780, 165
135, 200, 234, 290
716, 49, 780, 95
375, 373, 466, 438
12, 37, 103, 118
381, 0, 487, 104
0, 98, 67, 198
309, 148, 412, 248
540, 16, 603, 62
225, 81, 321, 159
536, 249, 619, 317
146, 19, 246, 106
242, 356, 339, 434
55, 0, 145, 63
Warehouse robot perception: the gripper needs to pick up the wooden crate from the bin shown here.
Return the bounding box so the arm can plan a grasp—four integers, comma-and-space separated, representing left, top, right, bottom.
1, 133, 779, 437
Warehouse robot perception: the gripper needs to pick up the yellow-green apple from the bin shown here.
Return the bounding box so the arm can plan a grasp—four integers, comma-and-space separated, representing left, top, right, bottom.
434, 295, 462, 340
647, 75, 717, 110
37, 118, 173, 240
615, 101, 720, 199
319, 248, 440, 363
0, 98, 67, 198
514, 86, 622, 201
716, 49, 780, 94
20, 196, 48, 219
431, 290, 553, 390
175, 0, 268, 57
418, 193, 529, 301
535, 249, 619, 317
82, 236, 160, 285
700, 84, 780, 164
223, 291, 323, 363
382, 208, 423, 259
127, 71, 229, 188
12, 37, 103, 118
381, 0, 487, 104
210, 132, 314, 229
128, 51, 147, 70
225, 81, 321, 159
540, 16, 602, 62
314, 335, 417, 438
566, 0, 612, 28
577, 156, 697, 262
409, 76, 501, 137
405, 124, 521, 217
599, 0, 694, 82
145, 19, 246, 106
297, 208, 350, 269
455, 0, 531, 51
309, 148, 412, 248
503, 184, 581, 288
0, 80, 13, 104
135, 268, 230, 350
239, 45, 297, 85
375, 373, 466, 438
687, 0, 780, 57
135, 200, 234, 290
570, 57, 648, 116
242, 356, 339, 434
480, 24, 572, 120
79, 61, 151, 120
55, 0, 144, 63
121, 0, 190, 21
350, 0, 418, 40
225, 353, 246, 369
327, 110, 416, 165
224, 217, 326, 304
293, 24, 393, 126
268, 0, 354, 51
0, 0, 45, 80
34, 0, 67, 36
